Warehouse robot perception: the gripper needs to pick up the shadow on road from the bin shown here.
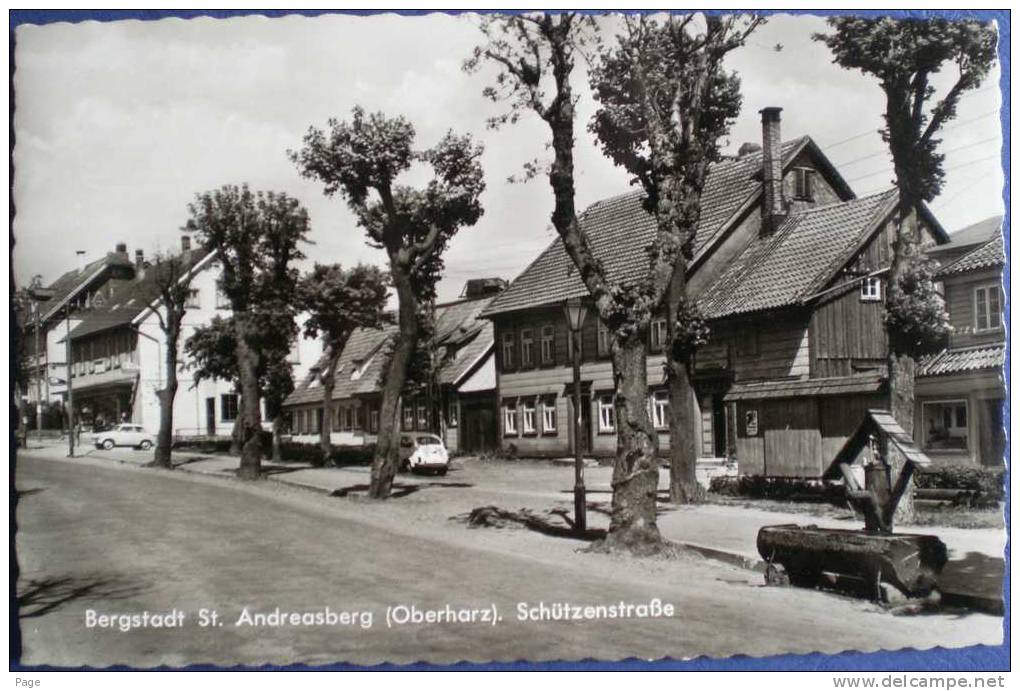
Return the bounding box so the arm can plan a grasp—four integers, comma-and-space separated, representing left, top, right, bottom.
456, 505, 607, 542
16, 487, 46, 499
331, 481, 473, 498
18, 574, 150, 619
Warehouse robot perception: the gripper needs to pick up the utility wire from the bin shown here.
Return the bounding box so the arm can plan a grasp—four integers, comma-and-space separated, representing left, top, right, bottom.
820, 107, 1000, 153
833, 134, 1000, 169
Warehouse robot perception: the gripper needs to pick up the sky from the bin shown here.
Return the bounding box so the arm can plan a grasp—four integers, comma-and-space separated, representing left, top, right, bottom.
12, 11, 1005, 304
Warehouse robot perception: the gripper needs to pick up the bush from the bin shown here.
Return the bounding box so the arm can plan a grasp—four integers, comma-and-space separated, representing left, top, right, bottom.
279, 441, 375, 467
709, 475, 845, 504
915, 464, 1005, 501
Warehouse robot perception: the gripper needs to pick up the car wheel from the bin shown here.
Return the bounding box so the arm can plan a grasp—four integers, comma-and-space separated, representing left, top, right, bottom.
436, 467, 448, 476
400, 459, 411, 472
139, 440, 153, 450
101, 439, 115, 450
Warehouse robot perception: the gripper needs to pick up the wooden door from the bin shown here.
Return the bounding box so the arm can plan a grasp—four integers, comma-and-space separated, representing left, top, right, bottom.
763, 398, 823, 478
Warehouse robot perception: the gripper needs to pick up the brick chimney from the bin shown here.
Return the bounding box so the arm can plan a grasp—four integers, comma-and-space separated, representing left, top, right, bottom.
181, 234, 192, 252
760, 106, 787, 234
115, 242, 127, 254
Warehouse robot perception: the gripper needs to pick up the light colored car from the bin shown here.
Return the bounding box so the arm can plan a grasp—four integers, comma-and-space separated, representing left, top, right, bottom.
93, 423, 156, 450
398, 433, 449, 475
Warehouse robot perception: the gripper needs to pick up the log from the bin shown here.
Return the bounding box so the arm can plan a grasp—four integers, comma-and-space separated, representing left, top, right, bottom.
757, 524, 948, 597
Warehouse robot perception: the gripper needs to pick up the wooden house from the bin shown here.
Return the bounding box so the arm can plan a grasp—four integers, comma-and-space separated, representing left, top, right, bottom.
915, 225, 1005, 466
283, 281, 503, 454
481, 107, 950, 477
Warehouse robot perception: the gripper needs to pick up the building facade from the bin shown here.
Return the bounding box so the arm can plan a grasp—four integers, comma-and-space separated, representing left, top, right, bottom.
482, 107, 950, 477
283, 282, 504, 455
915, 227, 1006, 467
66, 238, 243, 438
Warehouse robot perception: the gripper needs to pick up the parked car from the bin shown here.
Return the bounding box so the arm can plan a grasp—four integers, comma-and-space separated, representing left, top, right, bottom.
398, 433, 449, 475
93, 423, 155, 450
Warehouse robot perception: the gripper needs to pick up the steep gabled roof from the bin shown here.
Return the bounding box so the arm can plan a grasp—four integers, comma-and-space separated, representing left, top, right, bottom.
68, 249, 211, 341
284, 294, 498, 407
936, 232, 1004, 277
700, 190, 898, 319
481, 137, 822, 318
40, 251, 135, 322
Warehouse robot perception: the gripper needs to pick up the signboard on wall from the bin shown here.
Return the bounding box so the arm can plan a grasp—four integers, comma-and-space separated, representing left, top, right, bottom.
745, 409, 759, 437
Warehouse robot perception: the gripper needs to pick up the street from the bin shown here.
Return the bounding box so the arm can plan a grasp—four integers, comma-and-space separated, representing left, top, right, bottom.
14, 450, 1003, 668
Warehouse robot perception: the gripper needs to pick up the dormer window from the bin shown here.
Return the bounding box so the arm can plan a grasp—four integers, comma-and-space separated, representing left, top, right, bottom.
793, 167, 815, 201
860, 276, 882, 302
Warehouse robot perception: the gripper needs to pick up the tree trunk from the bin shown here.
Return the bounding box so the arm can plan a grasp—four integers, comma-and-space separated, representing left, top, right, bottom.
152, 325, 179, 469
319, 348, 339, 467
887, 352, 916, 525
884, 201, 919, 526
234, 318, 263, 480
271, 415, 283, 462
369, 269, 419, 498
603, 333, 663, 554
665, 266, 703, 504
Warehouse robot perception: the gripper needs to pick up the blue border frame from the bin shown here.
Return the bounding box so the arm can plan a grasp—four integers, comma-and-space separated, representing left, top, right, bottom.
8, 7, 1010, 673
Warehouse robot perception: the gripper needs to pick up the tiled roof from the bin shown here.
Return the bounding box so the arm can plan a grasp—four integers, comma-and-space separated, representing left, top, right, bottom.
724, 374, 884, 401
68, 249, 211, 340
40, 251, 135, 322
936, 233, 1004, 277
284, 295, 497, 407
481, 137, 812, 317
700, 190, 897, 319
917, 344, 1005, 377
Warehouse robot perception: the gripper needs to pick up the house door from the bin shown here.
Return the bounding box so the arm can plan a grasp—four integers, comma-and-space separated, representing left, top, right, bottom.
712, 395, 727, 458
205, 397, 215, 436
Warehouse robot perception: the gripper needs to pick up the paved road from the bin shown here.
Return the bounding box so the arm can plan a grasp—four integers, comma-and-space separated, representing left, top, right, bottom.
14, 453, 1002, 668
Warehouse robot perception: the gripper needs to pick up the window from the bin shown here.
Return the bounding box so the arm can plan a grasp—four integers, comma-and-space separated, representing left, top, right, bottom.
185, 288, 201, 309
416, 402, 427, 430
503, 401, 518, 436
650, 319, 668, 352
520, 328, 534, 368
735, 330, 759, 357
860, 276, 882, 302
522, 398, 536, 434
215, 281, 230, 309
793, 167, 814, 201
598, 394, 616, 433
402, 404, 415, 431
974, 284, 1002, 331
597, 321, 611, 357
221, 394, 239, 422
502, 331, 515, 369
540, 325, 555, 364
651, 390, 669, 430
337, 407, 348, 432
447, 397, 458, 427
541, 396, 557, 434
369, 408, 380, 434
921, 400, 969, 451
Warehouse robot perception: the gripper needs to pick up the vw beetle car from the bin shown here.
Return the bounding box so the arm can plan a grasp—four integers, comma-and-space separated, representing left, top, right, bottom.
93, 423, 156, 450
398, 433, 449, 475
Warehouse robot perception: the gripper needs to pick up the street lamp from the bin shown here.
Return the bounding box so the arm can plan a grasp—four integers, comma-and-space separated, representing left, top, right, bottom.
562, 297, 588, 535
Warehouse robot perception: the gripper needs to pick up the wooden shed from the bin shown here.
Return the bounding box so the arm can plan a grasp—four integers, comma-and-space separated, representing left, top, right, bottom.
725, 374, 886, 478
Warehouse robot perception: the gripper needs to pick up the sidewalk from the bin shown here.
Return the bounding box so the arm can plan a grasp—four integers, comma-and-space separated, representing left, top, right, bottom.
21, 441, 1005, 613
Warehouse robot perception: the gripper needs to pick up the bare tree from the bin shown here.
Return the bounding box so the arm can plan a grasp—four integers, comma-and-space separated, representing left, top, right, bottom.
589, 13, 762, 503
466, 13, 675, 553
817, 16, 995, 523
292, 108, 485, 498
296, 263, 391, 466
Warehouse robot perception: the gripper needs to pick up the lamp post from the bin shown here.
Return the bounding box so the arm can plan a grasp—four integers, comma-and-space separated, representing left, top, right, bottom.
562, 297, 587, 535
